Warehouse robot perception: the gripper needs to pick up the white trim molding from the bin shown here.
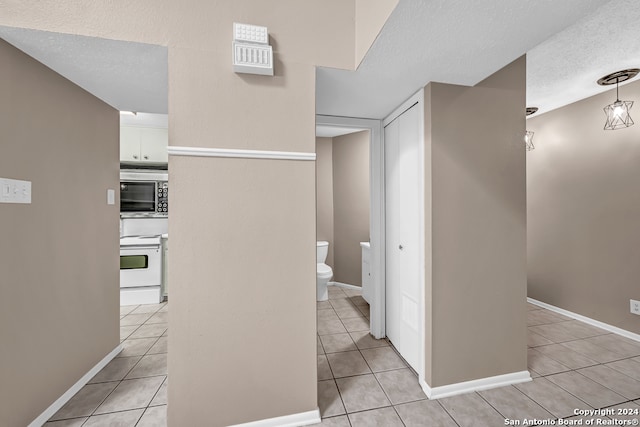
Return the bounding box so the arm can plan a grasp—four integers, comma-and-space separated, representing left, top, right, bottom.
420, 371, 532, 400
228, 408, 321, 427
168, 146, 316, 161
28, 345, 123, 427
330, 281, 362, 291
528, 297, 640, 342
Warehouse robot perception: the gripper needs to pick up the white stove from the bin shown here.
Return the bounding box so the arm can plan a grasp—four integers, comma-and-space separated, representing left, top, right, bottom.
120, 235, 162, 306
120, 235, 162, 247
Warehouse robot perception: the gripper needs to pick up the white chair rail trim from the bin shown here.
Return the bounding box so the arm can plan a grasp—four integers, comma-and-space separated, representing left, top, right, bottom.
167, 146, 316, 161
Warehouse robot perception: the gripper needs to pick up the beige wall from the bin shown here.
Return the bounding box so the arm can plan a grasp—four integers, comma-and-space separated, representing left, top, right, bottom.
169, 156, 316, 425
166, 3, 357, 424
527, 79, 640, 335
0, 39, 119, 427
332, 131, 370, 286
316, 137, 334, 267
0, 1, 395, 425
425, 56, 528, 387
355, 0, 399, 66
164, 2, 361, 425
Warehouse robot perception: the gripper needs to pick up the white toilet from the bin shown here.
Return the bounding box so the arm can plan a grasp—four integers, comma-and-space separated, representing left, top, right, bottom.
316, 241, 333, 301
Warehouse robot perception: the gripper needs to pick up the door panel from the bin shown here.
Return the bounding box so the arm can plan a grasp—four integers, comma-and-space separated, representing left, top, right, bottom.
385, 102, 421, 371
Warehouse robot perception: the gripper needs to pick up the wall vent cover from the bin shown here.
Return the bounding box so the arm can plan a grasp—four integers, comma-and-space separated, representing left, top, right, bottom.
233, 23, 274, 76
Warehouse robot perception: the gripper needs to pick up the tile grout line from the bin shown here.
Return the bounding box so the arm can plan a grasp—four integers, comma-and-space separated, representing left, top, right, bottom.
547, 369, 631, 410
318, 298, 640, 425
319, 297, 351, 422
530, 340, 640, 369
84, 303, 166, 425
48, 303, 168, 425
322, 289, 362, 424
434, 399, 463, 427
82, 304, 148, 423
126, 303, 168, 425
476, 388, 524, 423
329, 288, 416, 425
376, 341, 422, 426
318, 301, 640, 425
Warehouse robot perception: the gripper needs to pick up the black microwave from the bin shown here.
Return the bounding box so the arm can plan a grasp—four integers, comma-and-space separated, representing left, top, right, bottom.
120, 171, 168, 215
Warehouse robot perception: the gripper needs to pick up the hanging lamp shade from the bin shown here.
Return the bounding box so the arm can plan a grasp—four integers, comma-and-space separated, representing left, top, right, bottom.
603, 100, 634, 130
597, 69, 639, 131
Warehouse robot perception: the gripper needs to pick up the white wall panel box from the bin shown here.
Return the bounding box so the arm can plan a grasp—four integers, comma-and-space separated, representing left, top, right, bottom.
233, 23, 274, 76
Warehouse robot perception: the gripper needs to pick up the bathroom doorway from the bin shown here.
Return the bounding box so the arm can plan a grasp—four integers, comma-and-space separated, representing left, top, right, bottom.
316, 115, 385, 338
316, 101, 427, 385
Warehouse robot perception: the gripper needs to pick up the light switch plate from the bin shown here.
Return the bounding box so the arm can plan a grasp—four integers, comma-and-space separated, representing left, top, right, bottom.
0, 177, 31, 204
107, 189, 115, 205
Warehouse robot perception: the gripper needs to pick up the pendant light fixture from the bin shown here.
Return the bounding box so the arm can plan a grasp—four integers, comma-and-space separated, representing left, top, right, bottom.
597, 69, 639, 130
525, 107, 538, 151
525, 131, 535, 151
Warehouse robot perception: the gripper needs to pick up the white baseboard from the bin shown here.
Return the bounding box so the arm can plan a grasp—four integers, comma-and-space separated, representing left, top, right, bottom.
330, 281, 362, 291
28, 344, 123, 427
420, 370, 531, 400
228, 408, 321, 427
528, 297, 640, 342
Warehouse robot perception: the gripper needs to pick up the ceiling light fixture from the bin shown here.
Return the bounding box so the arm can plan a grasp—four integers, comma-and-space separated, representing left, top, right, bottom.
597, 69, 639, 130
525, 107, 538, 151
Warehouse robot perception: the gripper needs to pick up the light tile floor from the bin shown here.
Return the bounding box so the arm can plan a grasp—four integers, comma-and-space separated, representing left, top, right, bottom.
315, 286, 640, 426
45, 289, 640, 426
45, 302, 168, 426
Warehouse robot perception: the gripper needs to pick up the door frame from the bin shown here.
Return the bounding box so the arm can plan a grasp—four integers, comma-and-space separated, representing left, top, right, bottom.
381, 88, 426, 383
316, 114, 386, 339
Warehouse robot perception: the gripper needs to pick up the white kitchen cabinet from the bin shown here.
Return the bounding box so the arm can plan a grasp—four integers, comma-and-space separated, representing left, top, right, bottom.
120, 127, 142, 161
120, 126, 168, 163
140, 128, 169, 163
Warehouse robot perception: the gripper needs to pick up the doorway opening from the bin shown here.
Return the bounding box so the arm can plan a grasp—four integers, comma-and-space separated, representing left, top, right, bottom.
316, 115, 386, 339
316, 97, 426, 382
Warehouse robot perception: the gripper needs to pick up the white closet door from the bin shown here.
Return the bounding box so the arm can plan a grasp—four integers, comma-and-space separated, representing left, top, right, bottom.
385, 102, 421, 371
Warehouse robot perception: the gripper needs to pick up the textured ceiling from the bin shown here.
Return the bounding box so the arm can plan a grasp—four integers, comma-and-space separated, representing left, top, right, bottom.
526, 0, 640, 116
0, 26, 167, 114
3, 1, 638, 123
317, 0, 614, 119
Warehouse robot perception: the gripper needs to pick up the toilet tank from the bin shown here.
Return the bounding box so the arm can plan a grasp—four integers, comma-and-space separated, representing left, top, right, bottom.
316, 241, 329, 263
